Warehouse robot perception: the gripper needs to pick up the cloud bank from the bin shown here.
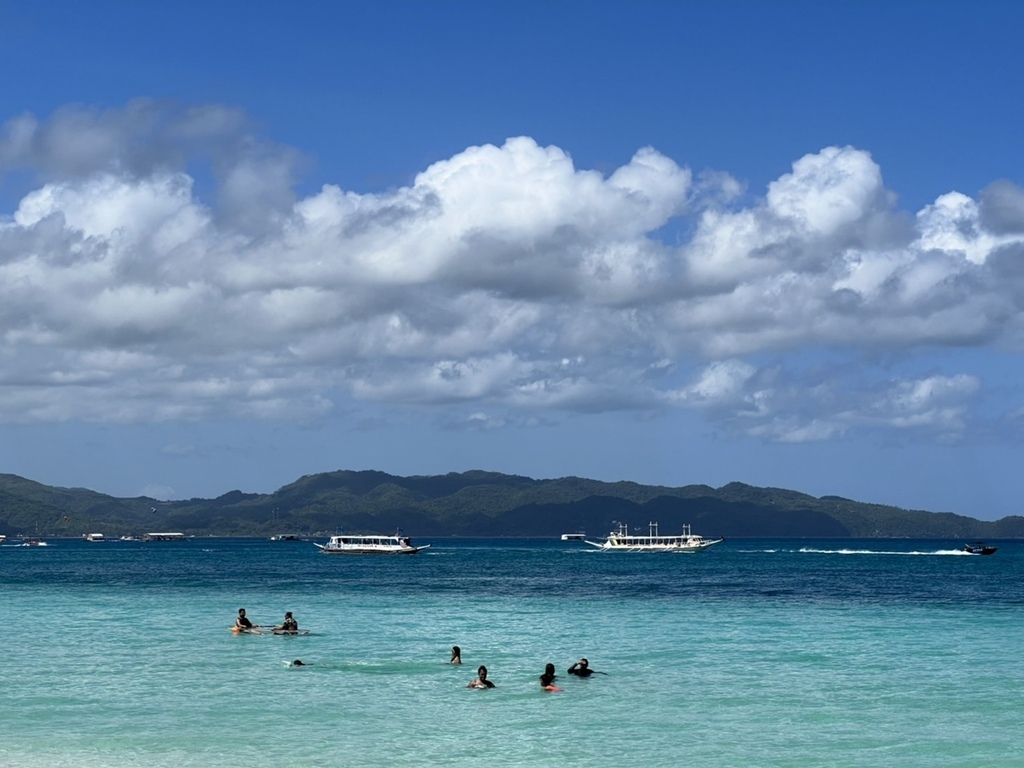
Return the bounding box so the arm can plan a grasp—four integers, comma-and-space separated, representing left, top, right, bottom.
2, 101, 1023, 442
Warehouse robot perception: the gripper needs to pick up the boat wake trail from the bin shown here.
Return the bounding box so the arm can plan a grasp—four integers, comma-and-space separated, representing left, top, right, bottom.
795, 547, 974, 556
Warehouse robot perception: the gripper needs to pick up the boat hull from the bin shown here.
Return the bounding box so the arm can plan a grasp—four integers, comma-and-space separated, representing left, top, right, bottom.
316, 545, 428, 555
962, 542, 997, 555
583, 538, 724, 553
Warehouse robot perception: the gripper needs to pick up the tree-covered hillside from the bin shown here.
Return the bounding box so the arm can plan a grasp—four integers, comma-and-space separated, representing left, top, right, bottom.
1, 470, 1021, 539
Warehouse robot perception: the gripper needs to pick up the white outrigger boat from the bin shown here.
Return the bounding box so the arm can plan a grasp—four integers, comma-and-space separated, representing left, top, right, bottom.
584, 522, 724, 553
314, 533, 430, 555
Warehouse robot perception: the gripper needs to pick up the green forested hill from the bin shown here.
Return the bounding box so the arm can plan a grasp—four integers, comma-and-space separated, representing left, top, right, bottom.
1, 470, 1021, 539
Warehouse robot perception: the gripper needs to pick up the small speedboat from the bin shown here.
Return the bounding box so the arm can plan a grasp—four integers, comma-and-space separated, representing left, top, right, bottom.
961, 542, 997, 555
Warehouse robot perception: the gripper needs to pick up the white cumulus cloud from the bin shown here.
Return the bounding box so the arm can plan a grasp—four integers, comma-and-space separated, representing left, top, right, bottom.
2, 102, 1023, 444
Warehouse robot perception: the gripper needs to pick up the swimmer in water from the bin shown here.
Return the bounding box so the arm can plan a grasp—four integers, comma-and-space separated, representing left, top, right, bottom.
567, 658, 599, 677
275, 612, 298, 632
539, 662, 561, 692
467, 665, 495, 689
235, 608, 257, 632
450, 646, 462, 665
290, 659, 306, 667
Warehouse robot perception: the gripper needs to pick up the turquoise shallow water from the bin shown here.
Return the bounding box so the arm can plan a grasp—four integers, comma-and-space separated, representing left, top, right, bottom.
1, 537, 1021, 767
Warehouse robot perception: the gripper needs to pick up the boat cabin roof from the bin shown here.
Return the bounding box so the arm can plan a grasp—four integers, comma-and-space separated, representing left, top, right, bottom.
329, 534, 407, 542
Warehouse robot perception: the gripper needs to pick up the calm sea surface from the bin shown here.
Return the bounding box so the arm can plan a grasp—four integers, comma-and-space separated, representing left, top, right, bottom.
1, 537, 1021, 767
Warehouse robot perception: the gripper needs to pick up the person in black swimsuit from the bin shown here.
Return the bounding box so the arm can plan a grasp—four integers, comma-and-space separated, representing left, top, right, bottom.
567, 658, 597, 677
276, 612, 298, 632
540, 662, 561, 691
235, 608, 253, 630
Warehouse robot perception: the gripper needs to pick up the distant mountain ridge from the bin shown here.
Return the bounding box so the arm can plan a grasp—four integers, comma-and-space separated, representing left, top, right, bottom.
1, 469, 1021, 539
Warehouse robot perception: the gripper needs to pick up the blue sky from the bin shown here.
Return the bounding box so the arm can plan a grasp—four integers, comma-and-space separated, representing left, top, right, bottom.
2, 1, 1023, 521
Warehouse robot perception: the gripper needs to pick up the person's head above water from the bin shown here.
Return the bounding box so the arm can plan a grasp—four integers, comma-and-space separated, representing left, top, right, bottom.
540, 663, 560, 690
291, 659, 304, 666
467, 664, 494, 689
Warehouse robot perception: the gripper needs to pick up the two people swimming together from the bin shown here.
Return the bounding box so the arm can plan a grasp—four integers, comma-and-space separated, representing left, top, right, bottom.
234, 608, 299, 633
538, 659, 601, 690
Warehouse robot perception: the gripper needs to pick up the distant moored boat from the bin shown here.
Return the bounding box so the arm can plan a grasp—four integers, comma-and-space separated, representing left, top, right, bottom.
143, 532, 188, 542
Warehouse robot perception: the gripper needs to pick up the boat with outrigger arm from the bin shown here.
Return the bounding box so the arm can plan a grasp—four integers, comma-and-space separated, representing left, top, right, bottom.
584, 522, 724, 553
314, 531, 430, 555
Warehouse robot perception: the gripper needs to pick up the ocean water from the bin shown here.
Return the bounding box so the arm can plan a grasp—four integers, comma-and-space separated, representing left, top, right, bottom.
1, 537, 1021, 767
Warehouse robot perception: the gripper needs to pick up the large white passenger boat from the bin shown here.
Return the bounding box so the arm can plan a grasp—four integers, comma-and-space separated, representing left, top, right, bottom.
584, 522, 724, 553
314, 533, 430, 555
